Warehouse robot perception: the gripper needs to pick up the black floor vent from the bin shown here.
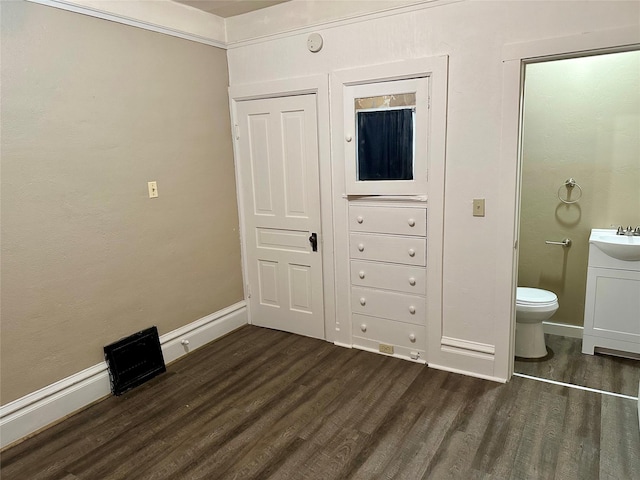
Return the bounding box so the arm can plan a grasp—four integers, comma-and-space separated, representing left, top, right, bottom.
104, 326, 166, 396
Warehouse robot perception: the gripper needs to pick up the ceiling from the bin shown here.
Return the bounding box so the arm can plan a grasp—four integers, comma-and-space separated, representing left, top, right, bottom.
173, 0, 291, 18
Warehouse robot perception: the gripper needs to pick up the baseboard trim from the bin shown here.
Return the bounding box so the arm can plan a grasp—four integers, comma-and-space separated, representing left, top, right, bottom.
542, 321, 583, 339
428, 363, 507, 383
0, 301, 247, 450
440, 336, 496, 356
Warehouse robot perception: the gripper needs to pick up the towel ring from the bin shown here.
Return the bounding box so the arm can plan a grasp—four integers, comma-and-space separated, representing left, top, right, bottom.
557, 178, 582, 204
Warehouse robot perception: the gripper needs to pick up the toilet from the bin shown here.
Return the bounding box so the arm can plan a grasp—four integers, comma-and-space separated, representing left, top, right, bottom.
515, 287, 559, 358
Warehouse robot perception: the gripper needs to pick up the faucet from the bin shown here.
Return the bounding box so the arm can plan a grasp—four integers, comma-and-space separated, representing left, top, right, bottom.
615, 225, 640, 236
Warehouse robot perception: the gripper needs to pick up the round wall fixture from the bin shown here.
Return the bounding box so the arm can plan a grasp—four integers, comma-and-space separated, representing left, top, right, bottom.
307, 33, 323, 53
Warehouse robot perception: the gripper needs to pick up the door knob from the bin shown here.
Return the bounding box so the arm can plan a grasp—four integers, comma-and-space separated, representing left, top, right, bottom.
309, 233, 318, 252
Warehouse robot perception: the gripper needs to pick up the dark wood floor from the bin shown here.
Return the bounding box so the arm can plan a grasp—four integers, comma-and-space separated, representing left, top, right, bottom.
2, 326, 639, 480
515, 334, 640, 397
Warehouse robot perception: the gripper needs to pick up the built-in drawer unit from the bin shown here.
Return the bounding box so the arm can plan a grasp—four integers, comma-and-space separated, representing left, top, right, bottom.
352, 313, 426, 351
350, 260, 426, 295
351, 287, 425, 325
350, 233, 426, 266
347, 201, 427, 362
349, 205, 426, 237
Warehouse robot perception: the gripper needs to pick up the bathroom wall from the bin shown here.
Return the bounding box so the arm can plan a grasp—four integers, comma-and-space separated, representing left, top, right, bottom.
518, 50, 640, 327
1, 1, 243, 404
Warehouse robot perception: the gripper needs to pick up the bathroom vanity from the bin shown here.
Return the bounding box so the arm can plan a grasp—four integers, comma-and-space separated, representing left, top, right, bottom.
582, 229, 640, 356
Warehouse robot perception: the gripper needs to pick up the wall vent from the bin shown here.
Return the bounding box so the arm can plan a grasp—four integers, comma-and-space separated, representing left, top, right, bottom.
104, 326, 166, 396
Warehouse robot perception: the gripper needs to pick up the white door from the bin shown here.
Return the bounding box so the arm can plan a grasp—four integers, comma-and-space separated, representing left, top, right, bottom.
236, 94, 325, 339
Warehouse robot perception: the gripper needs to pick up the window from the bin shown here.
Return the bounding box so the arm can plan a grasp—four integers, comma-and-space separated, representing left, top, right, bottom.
356, 94, 416, 181
344, 78, 428, 195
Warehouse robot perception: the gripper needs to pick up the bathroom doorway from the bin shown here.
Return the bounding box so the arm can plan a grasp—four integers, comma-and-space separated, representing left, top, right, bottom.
513, 49, 640, 398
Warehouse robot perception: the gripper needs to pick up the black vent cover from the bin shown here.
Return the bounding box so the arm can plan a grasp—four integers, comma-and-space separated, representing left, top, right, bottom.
104, 326, 166, 396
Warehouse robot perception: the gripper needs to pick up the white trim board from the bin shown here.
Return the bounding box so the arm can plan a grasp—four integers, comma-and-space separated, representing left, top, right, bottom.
543, 321, 583, 339
0, 301, 247, 450
26, 0, 227, 48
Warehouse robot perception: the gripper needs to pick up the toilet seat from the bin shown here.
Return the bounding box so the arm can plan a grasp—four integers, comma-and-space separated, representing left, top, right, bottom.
516, 287, 558, 307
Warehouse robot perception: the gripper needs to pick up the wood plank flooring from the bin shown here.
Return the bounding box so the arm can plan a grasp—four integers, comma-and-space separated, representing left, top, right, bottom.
2, 326, 639, 479
515, 334, 640, 397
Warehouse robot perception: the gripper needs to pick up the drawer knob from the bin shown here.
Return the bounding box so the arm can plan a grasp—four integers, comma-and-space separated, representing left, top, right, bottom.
358, 243, 365, 252
358, 271, 365, 279
408, 248, 416, 257
409, 305, 416, 314
408, 277, 416, 286
360, 297, 366, 306
408, 218, 416, 227
409, 333, 416, 342
346, 134, 353, 142
356, 216, 364, 224
360, 324, 367, 332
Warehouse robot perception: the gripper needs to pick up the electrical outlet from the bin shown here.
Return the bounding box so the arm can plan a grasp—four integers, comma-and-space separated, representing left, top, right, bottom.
379, 344, 394, 355
473, 198, 485, 217
148, 181, 158, 198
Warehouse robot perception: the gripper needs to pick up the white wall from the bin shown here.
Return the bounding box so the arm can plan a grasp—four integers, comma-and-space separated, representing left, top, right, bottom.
226, 0, 640, 380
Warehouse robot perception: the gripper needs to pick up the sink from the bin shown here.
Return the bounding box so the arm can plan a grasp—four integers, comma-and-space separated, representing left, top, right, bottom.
590, 230, 640, 261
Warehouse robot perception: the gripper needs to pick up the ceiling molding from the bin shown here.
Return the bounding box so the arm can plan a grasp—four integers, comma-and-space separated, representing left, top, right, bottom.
27, 0, 228, 48
26, 0, 461, 50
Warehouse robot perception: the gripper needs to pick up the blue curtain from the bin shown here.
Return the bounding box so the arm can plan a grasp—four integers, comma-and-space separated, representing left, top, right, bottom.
357, 109, 413, 181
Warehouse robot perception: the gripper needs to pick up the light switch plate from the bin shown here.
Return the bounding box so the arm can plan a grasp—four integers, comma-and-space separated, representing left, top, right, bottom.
148, 181, 158, 198
473, 198, 485, 217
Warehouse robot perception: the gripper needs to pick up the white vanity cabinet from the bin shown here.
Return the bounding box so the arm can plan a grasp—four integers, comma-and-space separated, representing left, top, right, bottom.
348, 202, 427, 362
582, 230, 640, 356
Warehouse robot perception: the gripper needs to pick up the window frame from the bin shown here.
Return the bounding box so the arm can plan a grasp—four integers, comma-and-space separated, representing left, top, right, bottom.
344, 77, 428, 195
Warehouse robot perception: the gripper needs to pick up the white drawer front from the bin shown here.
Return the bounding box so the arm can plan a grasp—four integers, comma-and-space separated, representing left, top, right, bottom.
351, 260, 426, 295
351, 287, 425, 325
349, 205, 426, 236
352, 314, 426, 351
350, 233, 426, 266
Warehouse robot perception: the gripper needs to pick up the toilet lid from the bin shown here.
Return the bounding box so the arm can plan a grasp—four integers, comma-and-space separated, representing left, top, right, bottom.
516, 287, 558, 306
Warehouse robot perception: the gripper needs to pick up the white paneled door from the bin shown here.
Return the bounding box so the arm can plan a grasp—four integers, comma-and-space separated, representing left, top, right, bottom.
236, 94, 325, 339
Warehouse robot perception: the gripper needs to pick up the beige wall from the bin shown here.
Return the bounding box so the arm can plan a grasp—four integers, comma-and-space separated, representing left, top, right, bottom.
518, 51, 640, 326
0, 1, 243, 404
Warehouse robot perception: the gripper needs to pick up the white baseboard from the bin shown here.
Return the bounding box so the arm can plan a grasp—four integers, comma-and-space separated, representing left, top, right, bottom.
542, 321, 583, 339
0, 301, 247, 450
427, 363, 507, 383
